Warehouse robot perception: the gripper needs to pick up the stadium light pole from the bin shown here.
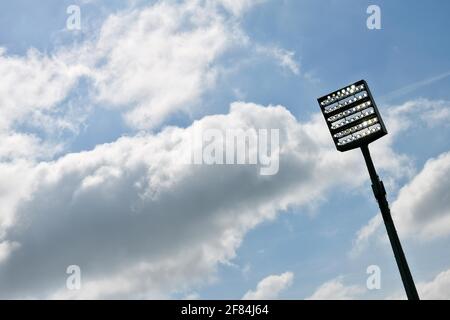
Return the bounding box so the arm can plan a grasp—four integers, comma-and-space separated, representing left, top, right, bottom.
317, 80, 420, 300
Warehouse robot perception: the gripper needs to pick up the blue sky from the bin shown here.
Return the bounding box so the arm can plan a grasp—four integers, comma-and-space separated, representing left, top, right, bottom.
0, 0, 450, 299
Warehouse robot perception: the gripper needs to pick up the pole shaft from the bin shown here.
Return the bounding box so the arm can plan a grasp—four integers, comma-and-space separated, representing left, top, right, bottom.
360, 144, 419, 300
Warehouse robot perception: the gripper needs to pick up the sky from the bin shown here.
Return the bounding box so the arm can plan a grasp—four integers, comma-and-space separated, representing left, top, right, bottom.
0, 0, 450, 299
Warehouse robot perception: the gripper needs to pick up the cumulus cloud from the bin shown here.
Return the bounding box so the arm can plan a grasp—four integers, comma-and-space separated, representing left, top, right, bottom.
0, 0, 299, 160
0, 0, 307, 299
386, 98, 450, 130
307, 277, 365, 300
313, 268, 450, 300
85, 0, 298, 129
0, 48, 87, 132
0, 101, 409, 299
391, 151, 450, 240
352, 99, 450, 252
420, 268, 450, 299
88, 1, 239, 129
353, 150, 450, 254
242, 272, 293, 300
0, 48, 88, 160
388, 267, 450, 300
0, 0, 422, 300
0, 0, 243, 140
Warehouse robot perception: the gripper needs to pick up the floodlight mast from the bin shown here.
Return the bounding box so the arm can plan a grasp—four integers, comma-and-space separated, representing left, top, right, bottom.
317, 80, 420, 300
360, 144, 419, 300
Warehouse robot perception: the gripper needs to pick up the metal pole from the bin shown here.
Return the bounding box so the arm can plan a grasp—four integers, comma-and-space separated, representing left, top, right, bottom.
360, 144, 420, 300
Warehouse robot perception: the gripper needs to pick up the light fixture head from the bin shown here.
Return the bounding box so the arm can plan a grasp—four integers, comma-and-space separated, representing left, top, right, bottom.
317, 79, 388, 152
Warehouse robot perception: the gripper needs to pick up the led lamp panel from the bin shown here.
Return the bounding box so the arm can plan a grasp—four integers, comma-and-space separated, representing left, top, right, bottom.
317, 80, 388, 152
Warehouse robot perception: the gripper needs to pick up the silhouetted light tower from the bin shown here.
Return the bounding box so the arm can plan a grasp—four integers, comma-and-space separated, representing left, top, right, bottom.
317, 79, 420, 300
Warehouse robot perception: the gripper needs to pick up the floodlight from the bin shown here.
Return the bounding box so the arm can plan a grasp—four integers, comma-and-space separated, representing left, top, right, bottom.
317, 80, 420, 301
318, 80, 387, 152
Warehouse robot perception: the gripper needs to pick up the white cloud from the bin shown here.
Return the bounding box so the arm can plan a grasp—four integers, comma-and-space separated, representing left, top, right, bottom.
0, 161, 44, 232
0, 48, 87, 132
352, 99, 450, 252
420, 268, 450, 299
85, 0, 298, 129
0, 48, 88, 160
0, 0, 300, 156
313, 268, 450, 300
0, 101, 409, 299
388, 267, 450, 300
216, 0, 265, 16
391, 151, 450, 240
350, 214, 382, 257
386, 98, 450, 128
242, 272, 293, 300
0, 133, 63, 161
307, 277, 365, 300
255, 46, 300, 75
0, 0, 420, 300
89, 1, 240, 129
353, 150, 450, 252
0, 0, 307, 299
0, 241, 20, 265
